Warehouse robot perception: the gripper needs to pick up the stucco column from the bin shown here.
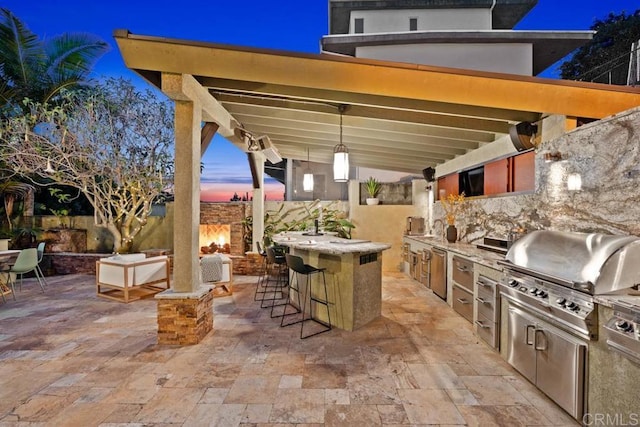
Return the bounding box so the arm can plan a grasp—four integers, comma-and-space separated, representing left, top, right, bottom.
285, 158, 293, 201
172, 100, 202, 293
252, 154, 265, 250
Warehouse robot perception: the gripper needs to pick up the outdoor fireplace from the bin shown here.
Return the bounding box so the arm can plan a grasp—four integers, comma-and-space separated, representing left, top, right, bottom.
199, 203, 248, 256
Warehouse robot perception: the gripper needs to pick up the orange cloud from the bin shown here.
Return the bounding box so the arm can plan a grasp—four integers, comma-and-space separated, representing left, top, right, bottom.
200, 182, 284, 202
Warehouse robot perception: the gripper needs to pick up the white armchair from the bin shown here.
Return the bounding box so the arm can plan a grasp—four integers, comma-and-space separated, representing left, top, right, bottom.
96, 254, 170, 303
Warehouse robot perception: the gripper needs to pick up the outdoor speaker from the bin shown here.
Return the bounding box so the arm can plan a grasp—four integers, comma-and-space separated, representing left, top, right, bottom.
509, 122, 538, 151
422, 167, 435, 182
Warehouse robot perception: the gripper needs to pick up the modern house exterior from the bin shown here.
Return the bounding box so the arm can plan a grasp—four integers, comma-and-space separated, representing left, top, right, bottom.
321, 0, 593, 76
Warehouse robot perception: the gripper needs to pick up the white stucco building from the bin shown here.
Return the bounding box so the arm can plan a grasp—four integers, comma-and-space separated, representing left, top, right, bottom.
321, 0, 593, 76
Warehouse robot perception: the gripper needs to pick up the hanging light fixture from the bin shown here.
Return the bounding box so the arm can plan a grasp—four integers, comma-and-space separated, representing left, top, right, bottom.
303, 147, 314, 192
333, 105, 349, 182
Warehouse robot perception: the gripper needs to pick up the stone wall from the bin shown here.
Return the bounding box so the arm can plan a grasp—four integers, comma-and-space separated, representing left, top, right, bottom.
44, 253, 110, 275
432, 107, 640, 241
41, 229, 87, 253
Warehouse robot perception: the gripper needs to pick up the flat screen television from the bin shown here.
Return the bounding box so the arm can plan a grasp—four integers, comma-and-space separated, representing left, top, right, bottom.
459, 166, 484, 197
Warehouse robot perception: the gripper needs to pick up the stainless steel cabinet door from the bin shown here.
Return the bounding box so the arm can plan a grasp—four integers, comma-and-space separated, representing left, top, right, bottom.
535, 325, 586, 419
419, 250, 430, 288
507, 307, 536, 383
430, 249, 446, 300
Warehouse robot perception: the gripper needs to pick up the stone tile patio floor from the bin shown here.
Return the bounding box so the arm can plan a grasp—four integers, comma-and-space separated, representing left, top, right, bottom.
0, 272, 579, 426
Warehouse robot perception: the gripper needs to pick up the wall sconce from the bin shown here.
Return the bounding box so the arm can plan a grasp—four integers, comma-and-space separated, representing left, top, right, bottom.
303, 148, 314, 192
567, 173, 582, 191
544, 151, 563, 162
333, 105, 349, 182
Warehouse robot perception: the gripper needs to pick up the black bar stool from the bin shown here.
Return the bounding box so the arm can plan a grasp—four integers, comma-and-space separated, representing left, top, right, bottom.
253, 241, 268, 301
280, 253, 332, 339
260, 246, 289, 317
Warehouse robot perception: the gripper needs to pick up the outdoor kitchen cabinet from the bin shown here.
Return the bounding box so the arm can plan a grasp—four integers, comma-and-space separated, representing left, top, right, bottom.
436, 173, 459, 199
473, 264, 503, 351
511, 150, 535, 193
451, 255, 474, 322
483, 158, 509, 195
402, 240, 430, 287
507, 306, 587, 420
475, 275, 500, 349
430, 248, 447, 300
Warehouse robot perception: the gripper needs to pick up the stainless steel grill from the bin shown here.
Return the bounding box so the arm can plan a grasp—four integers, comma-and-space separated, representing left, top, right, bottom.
497, 230, 640, 421
503, 230, 640, 295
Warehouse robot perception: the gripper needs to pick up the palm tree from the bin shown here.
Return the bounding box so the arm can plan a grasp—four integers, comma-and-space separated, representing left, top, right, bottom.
0, 181, 34, 231
0, 7, 109, 115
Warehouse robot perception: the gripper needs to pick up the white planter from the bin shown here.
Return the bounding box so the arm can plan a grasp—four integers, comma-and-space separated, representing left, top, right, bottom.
0, 238, 9, 251
366, 198, 379, 205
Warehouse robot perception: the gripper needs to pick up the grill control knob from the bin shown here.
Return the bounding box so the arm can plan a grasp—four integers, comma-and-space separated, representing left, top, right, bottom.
556, 297, 566, 306
508, 279, 519, 288
566, 301, 578, 311
529, 288, 538, 295
615, 320, 631, 332
536, 290, 548, 298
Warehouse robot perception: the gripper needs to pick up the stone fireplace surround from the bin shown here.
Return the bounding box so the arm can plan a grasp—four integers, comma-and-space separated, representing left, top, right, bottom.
200, 203, 245, 256
199, 202, 262, 276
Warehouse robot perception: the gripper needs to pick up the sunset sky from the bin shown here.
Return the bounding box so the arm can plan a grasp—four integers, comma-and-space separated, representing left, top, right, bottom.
3, 0, 635, 201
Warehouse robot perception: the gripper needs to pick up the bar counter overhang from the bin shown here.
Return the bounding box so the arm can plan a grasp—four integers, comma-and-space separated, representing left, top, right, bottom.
274, 232, 391, 331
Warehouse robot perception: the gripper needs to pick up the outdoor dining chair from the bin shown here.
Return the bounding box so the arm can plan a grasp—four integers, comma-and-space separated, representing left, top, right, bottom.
8, 248, 46, 297
36, 242, 48, 287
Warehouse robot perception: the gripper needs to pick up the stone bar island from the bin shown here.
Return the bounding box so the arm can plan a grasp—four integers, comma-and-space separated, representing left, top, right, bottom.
273, 232, 391, 331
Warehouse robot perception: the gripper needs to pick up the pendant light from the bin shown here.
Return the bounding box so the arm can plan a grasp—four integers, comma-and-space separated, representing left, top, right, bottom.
303, 148, 314, 192
333, 105, 349, 182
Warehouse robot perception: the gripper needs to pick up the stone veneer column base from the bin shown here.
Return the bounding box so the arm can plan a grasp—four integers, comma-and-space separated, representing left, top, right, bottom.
155, 285, 214, 345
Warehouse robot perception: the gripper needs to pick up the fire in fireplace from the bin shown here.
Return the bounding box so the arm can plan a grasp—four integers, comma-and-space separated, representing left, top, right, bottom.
199, 224, 231, 254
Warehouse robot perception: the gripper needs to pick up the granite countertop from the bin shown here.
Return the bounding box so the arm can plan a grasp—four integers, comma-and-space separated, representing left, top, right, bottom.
404, 236, 640, 313
403, 235, 505, 270
273, 232, 391, 255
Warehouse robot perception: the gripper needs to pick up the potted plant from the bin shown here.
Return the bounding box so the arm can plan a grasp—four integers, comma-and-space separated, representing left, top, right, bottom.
365, 177, 382, 205
439, 193, 466, 242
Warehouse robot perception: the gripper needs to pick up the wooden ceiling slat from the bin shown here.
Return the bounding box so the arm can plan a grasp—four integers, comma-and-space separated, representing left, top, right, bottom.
114, 31, 640, 174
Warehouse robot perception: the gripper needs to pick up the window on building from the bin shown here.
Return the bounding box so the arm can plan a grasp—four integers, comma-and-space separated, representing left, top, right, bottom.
354, 18, 364, 34
409, 17, 418, 31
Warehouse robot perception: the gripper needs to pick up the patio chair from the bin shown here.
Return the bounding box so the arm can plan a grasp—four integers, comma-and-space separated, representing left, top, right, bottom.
8, 248, 46, 296
36, 242, 48, 287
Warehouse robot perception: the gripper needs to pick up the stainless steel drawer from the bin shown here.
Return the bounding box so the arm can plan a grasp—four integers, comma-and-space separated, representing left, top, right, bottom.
452, 284, 473, 323
475, 313, 498, 349
401, 243, 410, 262
452, 256, 473, 292
475, 293, 498, 322
476, 275, 497, 299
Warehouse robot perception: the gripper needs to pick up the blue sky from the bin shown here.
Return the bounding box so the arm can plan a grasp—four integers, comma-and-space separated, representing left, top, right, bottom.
3, 0, 637, 200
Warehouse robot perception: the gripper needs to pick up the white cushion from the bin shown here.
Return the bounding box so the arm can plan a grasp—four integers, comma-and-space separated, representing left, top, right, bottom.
105, 253, 146, 263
